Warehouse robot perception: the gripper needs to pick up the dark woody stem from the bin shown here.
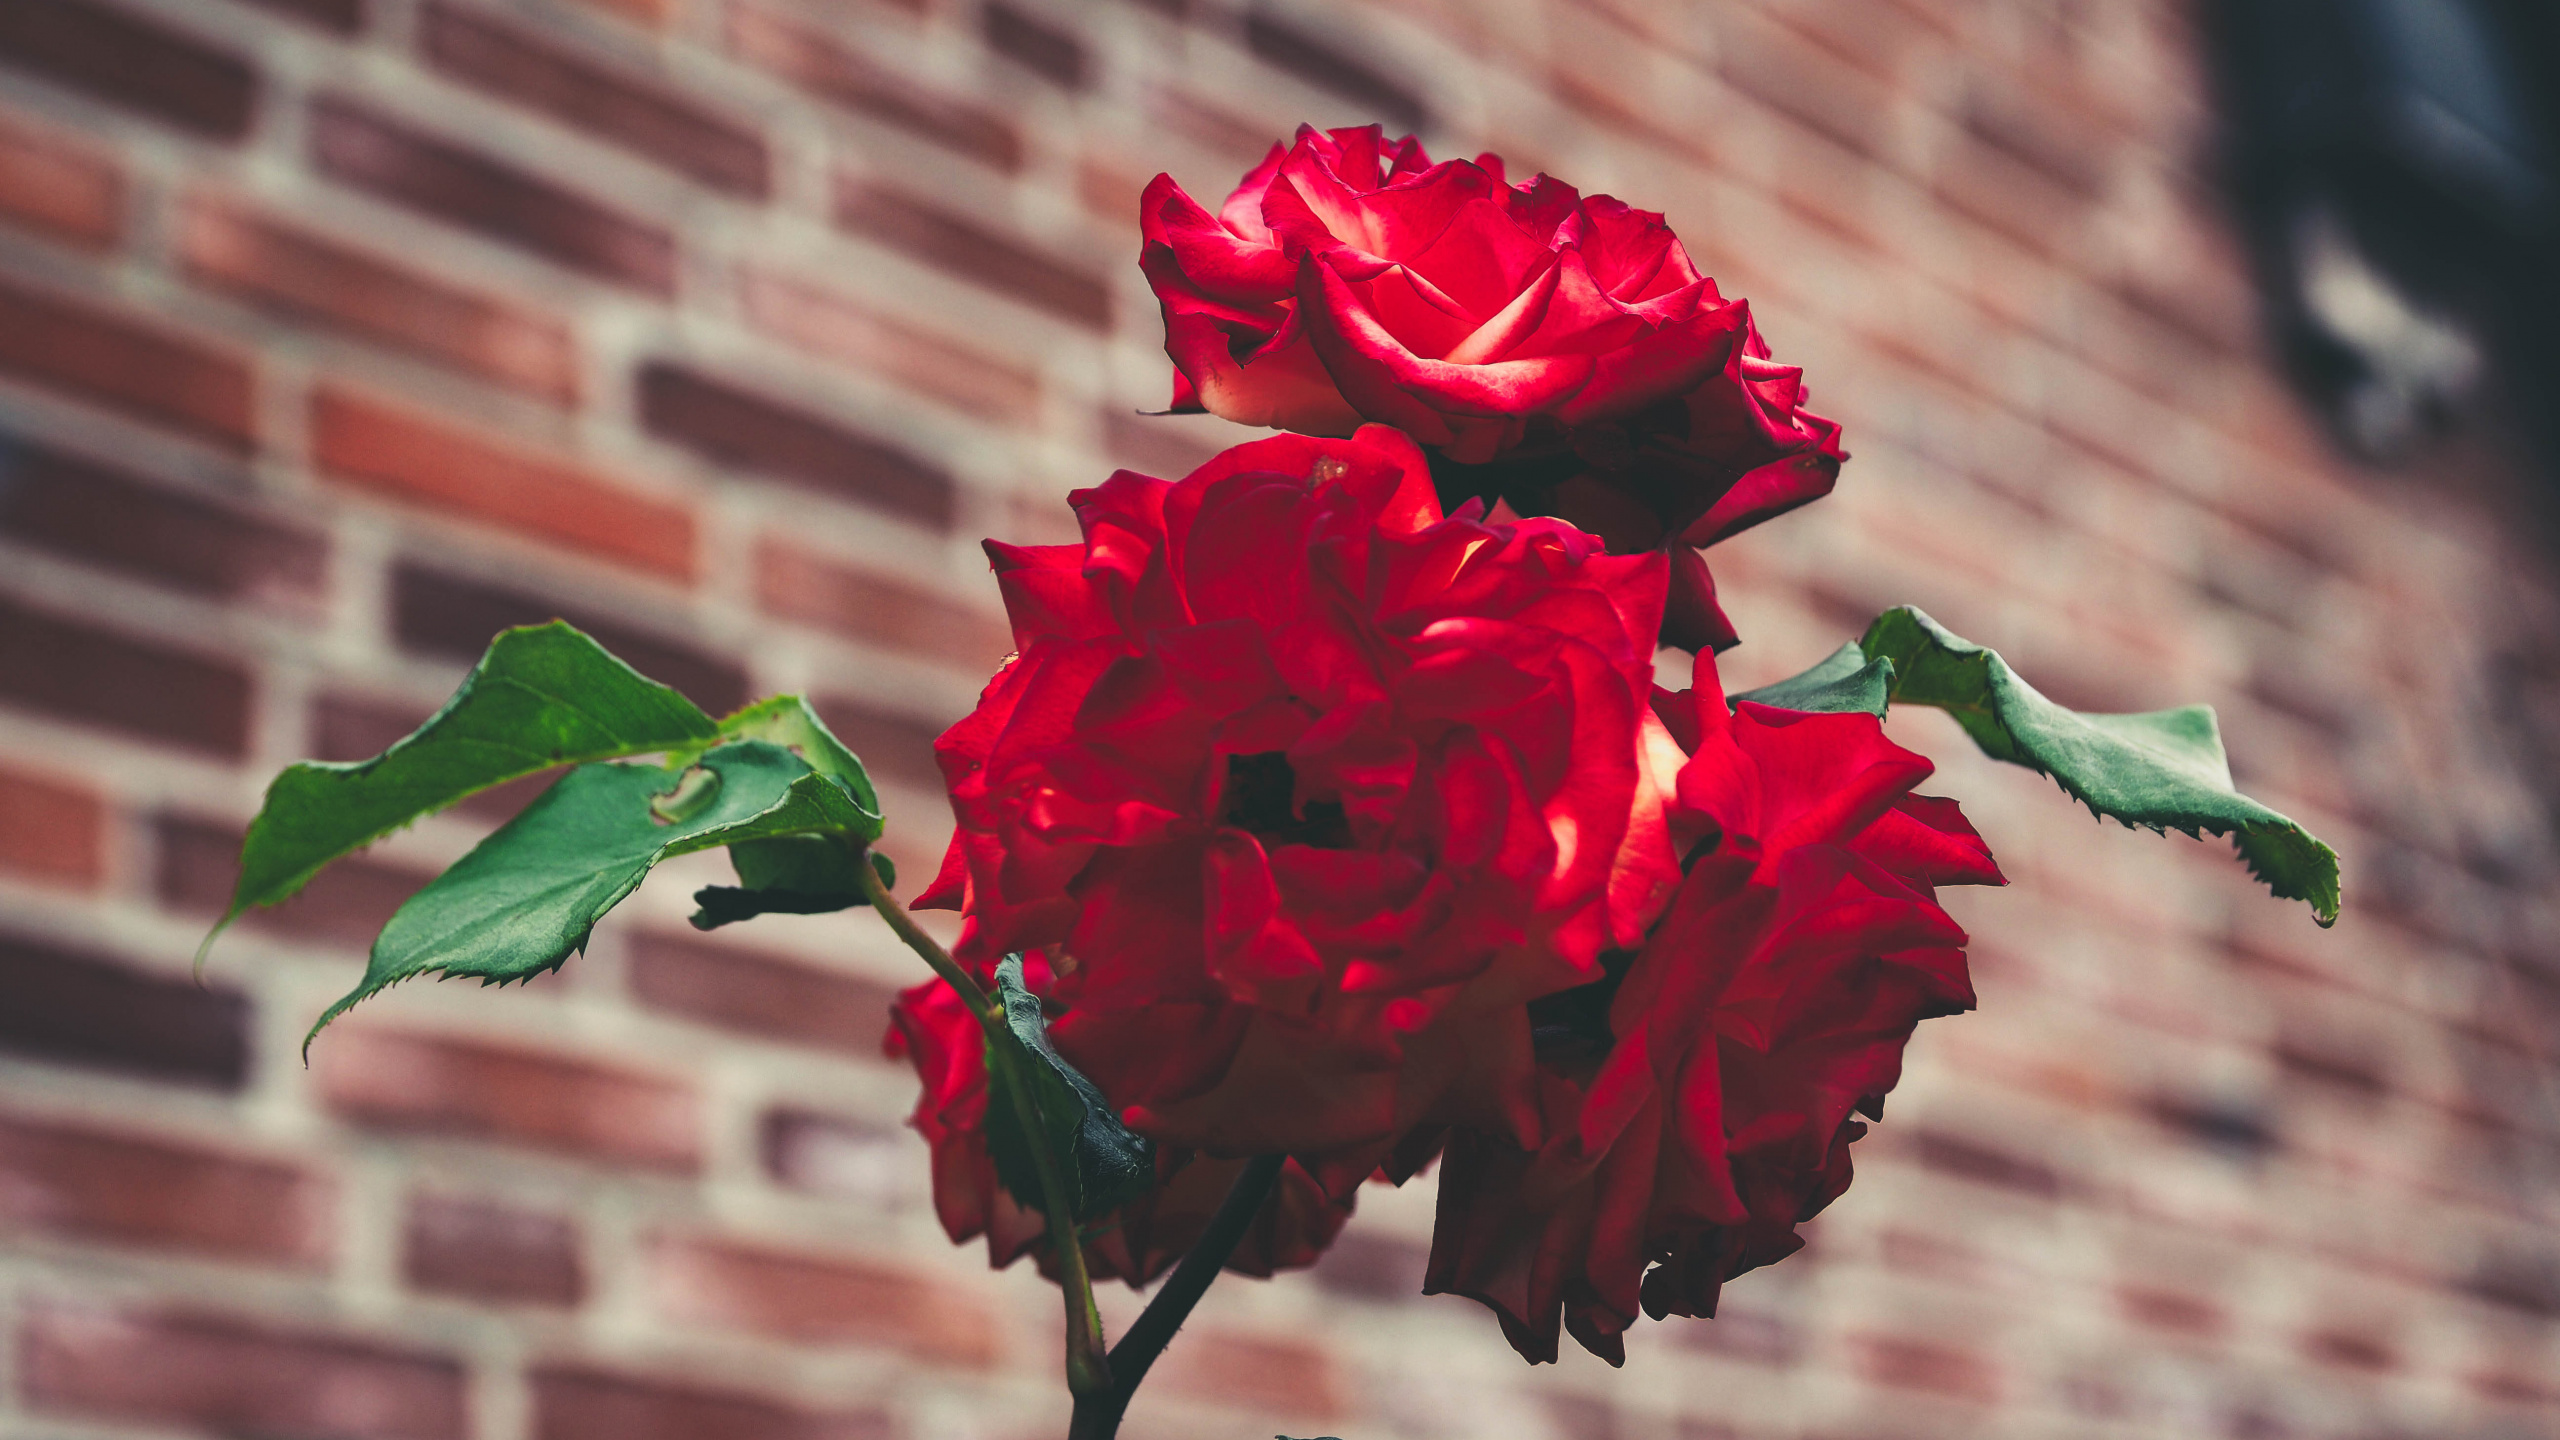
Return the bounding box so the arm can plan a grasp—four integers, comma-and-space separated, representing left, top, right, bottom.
1069, 1153, 1289, 1440
855, 854, 1115, 1399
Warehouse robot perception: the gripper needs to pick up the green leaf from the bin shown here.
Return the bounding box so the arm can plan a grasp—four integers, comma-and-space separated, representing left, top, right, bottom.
692, 695, 883, 837
306, 740, 873, 1052
981, 954, 1156, 1223
207, 622, 719, 967
1729, 642, 1895, 717
1858, 606, 2341, 926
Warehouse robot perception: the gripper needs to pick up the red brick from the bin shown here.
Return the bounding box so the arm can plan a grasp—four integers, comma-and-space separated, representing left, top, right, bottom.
648, 1232, 998, 1365
753, 537, 1010, 667
311, 384, 697, 578
0, 929, 249, 1087
627, 931, 896, 1055
1151, 89, 1289, 166
311, 690, 425, 764
1743, 0, 1942, 86
2148, 1093, 2278, 1159
0, 438, 327, 602
1879, 1226, 1997, 1284
310, 96, 676, 294
1103, 405, 1232, 479
2115, 1284, 2227, 1336
421, 2, 769, 197
2273, 1024, 2385, 1091
1311, 1228, 1430, 1300
1958, 84, 2113, 200
390, 563, 748, 713
236, 0, 364, 31
1076, 151, 1148, 225
726, 0, 1021, 171
1150, 1327, 1344, 1419
403, 1192, 584, 1305
637, 361, 954, 527
1907, 1127, 2066, 1198
0, 595, 252, 757
533, 1365, 892, 1440
1669, 1306, 1801, 1365
0, 1114, 329, 1263
158, 812, 429, 948
1242, 11, 1429, 132
0, 0, 256, 140
1851, 1333, 2000, 1403
2471, 1368, 2560, 1406
984, 2, 1089, 89
2304, 1328, 2396, 1372
807, 692, 947, 791
570, 0, 671, 26
737, 266, 1038, 421
181, 194, 579, 403
1547, 69, 1718, 170
1929, 127, 2094, 261
1544, 1394, 1616, 1440
0, 759, 103, 887
1712, 6, 1903, 166
759, 1107, 914, 1204
19, 1307, 466, 1440
835, 178, 1111, 328
0, 104, 119, 248
0, 276, 254, 449
315, 1026, 702, 1171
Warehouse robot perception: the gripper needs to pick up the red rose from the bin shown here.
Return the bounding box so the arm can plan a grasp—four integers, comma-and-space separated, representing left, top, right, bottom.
886, 964, 1352, 1285
1422, 652, 2004, 1364
1141, 124, 1845, 652
918, 426, 1681, 1182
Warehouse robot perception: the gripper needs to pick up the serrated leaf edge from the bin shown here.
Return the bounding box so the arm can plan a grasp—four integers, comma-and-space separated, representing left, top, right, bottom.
300, 740, 881, 1057
1860, 605, 2341, 926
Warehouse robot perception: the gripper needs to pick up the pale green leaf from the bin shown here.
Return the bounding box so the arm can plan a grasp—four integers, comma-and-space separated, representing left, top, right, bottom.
1859, 606, 2340, 925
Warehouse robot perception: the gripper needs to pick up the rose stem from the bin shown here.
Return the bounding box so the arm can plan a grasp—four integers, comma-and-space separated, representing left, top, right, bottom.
1069, 1153, 1288, 1440
855, 848, 996, 1016
856, 853, 1115, 1399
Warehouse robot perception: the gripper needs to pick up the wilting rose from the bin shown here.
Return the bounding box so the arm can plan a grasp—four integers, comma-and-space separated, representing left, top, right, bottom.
918, 425, 1680, 1183
1423, 651, 2004, 1364
1141, 124, 1845, 651
886, 964, 1352, 1285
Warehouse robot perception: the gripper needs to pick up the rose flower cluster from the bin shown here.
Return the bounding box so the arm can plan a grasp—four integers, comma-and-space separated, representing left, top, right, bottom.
887, 125, 2002, 1364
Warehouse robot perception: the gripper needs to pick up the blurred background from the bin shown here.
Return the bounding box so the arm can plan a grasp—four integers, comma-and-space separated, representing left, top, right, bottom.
2, 0, 2558, 1437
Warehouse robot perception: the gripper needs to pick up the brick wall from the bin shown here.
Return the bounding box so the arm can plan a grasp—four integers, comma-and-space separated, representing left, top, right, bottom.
2, 1, 2557, 1439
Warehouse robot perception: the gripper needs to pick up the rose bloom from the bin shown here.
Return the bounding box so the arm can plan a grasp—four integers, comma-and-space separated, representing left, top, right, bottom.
917, 425, 1680, 1186
1422, 652, 2004, 1364
886, 961, 1352, 1284
1141, 123, 1843, 650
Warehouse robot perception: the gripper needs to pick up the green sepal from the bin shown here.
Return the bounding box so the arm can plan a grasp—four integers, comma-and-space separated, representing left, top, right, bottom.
688, 840, 892, 930
1858, 606, 2341, 926
1729, 643, 1895, 717
306, 740, 873, 1053
204, 622, 719, 970
981, 954, 1156, 1223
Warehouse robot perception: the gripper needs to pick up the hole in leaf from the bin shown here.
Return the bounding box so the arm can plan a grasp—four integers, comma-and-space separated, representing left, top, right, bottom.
650, 766, 722, 825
